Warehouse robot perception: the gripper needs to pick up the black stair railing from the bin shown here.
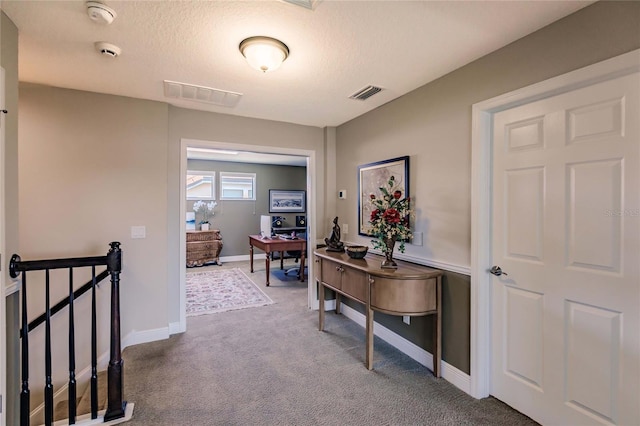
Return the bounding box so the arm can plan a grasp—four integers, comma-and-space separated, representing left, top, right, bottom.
10, 242, 126, 425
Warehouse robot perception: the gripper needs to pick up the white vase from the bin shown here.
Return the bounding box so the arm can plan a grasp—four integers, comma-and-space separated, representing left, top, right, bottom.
201, 223, 210, 231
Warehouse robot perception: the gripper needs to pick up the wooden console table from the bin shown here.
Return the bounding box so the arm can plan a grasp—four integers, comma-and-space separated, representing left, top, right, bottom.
314, 248, 443, 377
249, 234, 306, 286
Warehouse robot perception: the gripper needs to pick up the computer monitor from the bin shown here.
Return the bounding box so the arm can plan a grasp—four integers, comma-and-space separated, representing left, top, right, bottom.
260, 215, 272, 238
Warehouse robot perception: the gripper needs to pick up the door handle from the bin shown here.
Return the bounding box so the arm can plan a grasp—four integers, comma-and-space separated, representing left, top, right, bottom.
489, 266, 508, 276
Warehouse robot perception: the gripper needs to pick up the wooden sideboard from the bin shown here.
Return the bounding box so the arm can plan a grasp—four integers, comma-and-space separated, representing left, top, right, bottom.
314, 248, 443, 377
186, 230, 223, 267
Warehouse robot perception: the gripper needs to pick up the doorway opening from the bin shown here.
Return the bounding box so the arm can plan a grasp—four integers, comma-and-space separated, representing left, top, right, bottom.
176, 138, 317, 333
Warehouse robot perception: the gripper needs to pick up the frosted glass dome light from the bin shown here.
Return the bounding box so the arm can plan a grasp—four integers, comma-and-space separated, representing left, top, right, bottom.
239, 36, 290, 73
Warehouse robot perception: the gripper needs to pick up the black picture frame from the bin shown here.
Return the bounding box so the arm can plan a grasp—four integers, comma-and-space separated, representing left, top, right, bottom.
269, 189, 306, 213
358, 156, 410, 236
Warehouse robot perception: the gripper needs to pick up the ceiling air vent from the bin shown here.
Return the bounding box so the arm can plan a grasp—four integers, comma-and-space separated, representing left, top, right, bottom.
163, 80, 242, 108
349, 85, 383, 101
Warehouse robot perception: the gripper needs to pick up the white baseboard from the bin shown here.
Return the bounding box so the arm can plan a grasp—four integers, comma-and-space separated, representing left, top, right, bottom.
122, 327, 170, 349
208, 253, 302, 264
219, 253, 266, 263
4, 278, 20, 296
323, 299, 337, 311
441, 359, 471, 395
339, 303, 471, 394
169, 321, 184, 335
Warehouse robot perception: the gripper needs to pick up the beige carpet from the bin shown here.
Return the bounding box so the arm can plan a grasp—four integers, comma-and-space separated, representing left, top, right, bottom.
124, 261, 537, 425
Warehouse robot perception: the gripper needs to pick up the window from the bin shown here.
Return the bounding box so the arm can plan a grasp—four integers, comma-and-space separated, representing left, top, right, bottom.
186, 170, 215, 200
220, 172, 256, 200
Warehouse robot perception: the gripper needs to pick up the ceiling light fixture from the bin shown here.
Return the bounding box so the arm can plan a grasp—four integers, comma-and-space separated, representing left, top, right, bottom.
239, 36, 289, 73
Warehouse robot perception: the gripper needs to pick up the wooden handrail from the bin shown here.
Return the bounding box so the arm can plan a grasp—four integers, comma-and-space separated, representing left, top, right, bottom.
10, 255, 108, 273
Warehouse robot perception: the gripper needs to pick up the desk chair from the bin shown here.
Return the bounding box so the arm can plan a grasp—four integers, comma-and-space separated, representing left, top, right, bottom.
284, 232, 307, 278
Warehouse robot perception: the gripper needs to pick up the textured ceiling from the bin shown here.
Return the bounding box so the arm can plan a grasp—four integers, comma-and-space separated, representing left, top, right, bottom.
2, 0, 593, 128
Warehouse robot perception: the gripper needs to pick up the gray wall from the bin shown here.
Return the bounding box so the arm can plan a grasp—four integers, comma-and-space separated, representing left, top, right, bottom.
335, 1, 640, 374
186, 159, 306, 256
2, 10, 20, 425
19, 84, 170, 337
18, 84, 170, 406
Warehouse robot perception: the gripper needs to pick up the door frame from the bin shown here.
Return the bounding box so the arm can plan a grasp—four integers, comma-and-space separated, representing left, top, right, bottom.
0, 66, 6, 426
177, 138, 318, 332
469, 49, 640, 399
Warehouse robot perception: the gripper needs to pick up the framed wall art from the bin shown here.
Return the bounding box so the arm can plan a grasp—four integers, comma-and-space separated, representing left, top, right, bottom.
269, 189, 306, 213
186, 211, 196, 231
358, 156, 410, 236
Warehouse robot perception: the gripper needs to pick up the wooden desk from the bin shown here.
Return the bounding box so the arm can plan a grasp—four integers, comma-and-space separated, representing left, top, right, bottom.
270, 227, 307, 261
249, 235, 307, 286
314, 248, 443, 376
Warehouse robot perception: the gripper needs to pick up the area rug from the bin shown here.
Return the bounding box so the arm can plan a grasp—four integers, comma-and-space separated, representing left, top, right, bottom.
186, 268, 274, 316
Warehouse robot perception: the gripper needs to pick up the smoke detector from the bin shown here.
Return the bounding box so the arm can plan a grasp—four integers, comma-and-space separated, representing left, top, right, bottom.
95, 42, 121, 58
86, 1, 117, 25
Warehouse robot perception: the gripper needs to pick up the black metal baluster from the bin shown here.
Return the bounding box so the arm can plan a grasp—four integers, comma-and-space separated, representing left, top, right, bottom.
104, 242, 126, 421
90, 265, 98, 419
44, 269, 53, 426
68, 268, 77, 424
20, 271, 30, 426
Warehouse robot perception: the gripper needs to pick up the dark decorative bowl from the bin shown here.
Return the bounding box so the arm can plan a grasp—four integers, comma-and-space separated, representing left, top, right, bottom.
346, 245, 368, 259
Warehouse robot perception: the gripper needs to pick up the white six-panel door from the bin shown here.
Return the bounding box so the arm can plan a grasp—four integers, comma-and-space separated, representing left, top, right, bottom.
491, 72, 639, 425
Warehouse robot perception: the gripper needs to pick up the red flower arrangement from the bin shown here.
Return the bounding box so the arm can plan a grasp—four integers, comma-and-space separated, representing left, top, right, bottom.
369, 176, 412, 258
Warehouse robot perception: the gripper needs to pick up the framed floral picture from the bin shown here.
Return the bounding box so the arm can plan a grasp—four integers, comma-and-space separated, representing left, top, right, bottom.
358, 156, 410, 236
